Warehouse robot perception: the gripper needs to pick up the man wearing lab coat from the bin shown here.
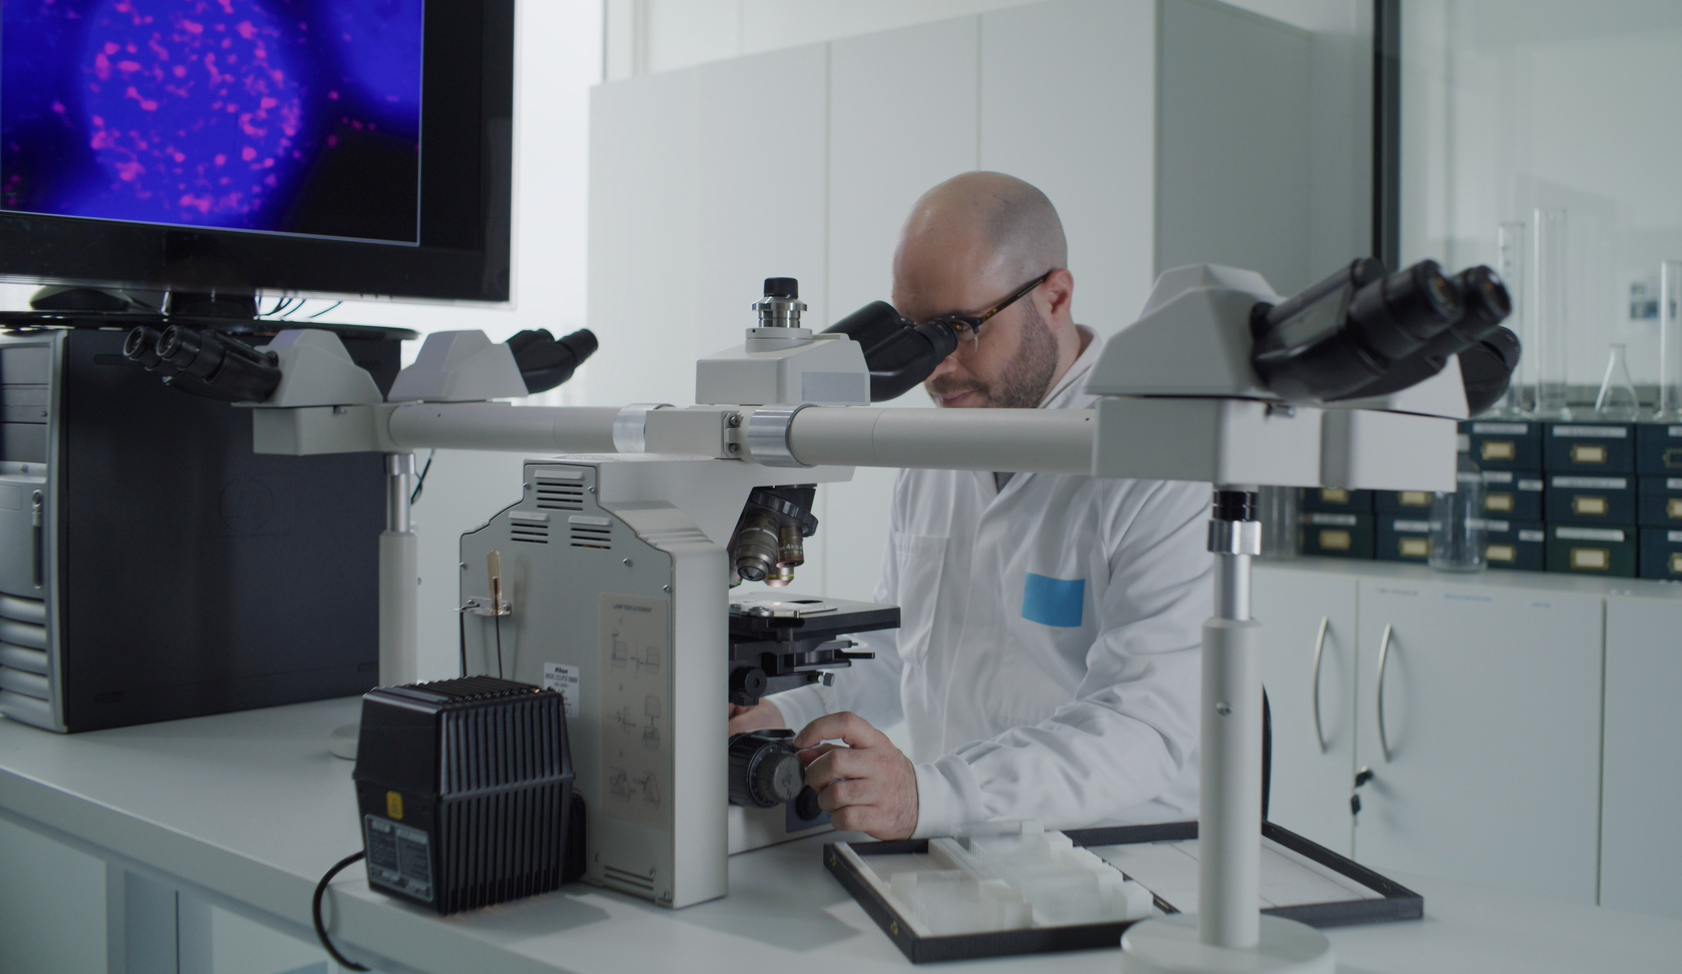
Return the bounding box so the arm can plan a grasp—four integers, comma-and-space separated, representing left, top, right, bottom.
730, 172, 1213, 840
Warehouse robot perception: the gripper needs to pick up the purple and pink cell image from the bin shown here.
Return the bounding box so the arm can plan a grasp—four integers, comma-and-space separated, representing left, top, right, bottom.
2, 0, 424, 243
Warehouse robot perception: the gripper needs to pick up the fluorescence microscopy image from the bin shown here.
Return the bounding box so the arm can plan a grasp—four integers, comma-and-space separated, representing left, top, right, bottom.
2, 0, 424, 243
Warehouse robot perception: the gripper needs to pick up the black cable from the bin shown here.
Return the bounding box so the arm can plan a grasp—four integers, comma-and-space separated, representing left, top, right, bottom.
307, 300, 344, 319
409, 449, 435, 505
312, 851, 371, 972
458, 606, 468, 677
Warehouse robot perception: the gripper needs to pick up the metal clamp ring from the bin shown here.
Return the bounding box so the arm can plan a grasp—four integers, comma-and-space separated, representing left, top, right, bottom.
743, 405, 812, 468
612, 403, 669, 454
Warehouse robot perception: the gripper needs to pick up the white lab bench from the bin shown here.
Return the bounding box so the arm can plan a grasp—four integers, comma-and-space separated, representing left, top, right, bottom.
1, 696, 1679, 973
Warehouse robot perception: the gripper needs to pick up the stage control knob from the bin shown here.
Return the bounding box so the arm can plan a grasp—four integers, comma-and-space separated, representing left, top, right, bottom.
728, 730, 805, 808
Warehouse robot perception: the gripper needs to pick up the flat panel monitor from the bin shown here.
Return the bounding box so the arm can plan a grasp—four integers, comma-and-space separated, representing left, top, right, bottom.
0, 0, 513, 313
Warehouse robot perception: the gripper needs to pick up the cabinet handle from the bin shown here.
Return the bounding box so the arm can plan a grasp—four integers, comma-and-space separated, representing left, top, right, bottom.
1376, 623, 1394, 763
1311, 616, 1329, 754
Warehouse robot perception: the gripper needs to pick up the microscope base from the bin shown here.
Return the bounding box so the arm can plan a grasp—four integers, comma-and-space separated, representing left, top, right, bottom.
1120, 915, 1333, 974
727, 803, 829, 855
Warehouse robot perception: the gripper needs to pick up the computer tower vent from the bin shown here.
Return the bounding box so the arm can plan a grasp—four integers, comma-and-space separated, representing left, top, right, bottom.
353, 677, 576, 914
0, 594, 52, 728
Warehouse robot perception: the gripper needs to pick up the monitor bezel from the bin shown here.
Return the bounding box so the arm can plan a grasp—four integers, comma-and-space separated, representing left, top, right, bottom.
0, 0, 514, 306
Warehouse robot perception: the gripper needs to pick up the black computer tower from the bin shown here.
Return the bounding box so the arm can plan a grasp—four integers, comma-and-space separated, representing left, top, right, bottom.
0, 319, 401, 732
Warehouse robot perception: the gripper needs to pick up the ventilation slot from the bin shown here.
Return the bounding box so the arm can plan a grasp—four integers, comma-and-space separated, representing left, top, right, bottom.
508, 511, 550, 545
603, 865, 655, 893
511, 522, 550, 545
570, 523, 612, 550
0, 594, 53, 728
535, 480, 586, 511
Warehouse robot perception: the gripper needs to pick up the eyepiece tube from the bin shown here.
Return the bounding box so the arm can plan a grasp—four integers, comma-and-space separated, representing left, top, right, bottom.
152, 326, 282, 402
1346, 259, 1463, 362
507, 327, 599, 394
123, 325, 166, 370
822, 301, 959, 401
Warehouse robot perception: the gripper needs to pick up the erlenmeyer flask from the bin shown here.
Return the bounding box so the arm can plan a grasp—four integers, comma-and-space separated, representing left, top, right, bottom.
1594, 343, 1639, 421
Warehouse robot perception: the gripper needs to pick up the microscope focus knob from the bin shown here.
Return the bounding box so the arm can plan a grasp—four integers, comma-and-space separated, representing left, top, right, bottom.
729, 731, 805, 808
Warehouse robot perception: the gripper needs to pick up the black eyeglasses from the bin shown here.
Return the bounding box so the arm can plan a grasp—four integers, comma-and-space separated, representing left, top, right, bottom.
927, 271, 1052, 358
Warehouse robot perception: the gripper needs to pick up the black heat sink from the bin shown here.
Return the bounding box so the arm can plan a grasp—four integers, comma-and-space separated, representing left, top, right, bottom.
352, 676, 578, 914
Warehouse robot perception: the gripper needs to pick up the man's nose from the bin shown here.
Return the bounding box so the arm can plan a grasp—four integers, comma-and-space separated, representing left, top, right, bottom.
927, 348, 960, 378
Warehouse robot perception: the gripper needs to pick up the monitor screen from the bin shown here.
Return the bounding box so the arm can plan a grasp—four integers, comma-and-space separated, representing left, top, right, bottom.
0, 0, 511, 307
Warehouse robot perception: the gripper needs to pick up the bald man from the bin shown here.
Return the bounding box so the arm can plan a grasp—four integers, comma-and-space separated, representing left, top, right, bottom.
730, 172, 1213, 840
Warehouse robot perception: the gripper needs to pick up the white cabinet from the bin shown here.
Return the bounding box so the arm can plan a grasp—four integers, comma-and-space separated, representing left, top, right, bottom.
1253, 564, 1359, 856
1255, 560, 1682, 910
1352, 579, 1603, 905
1601, 595, 1682, 920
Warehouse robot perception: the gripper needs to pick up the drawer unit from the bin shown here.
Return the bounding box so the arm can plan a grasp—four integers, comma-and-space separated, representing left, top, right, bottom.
1546, 475, 1637, 525
1545, 423, 1635, 474
1546, 524, 1638, 578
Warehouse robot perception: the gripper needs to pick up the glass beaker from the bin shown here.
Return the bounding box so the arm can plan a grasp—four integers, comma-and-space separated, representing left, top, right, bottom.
1659, 260, 1682, 421
1594, 343, 1639, 421
1429, 452, 1486, 573
1257, 485, 1299, 561
1531, 207, 1572, 419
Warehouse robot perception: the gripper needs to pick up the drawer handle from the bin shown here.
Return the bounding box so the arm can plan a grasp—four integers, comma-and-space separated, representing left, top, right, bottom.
1376, 623, 1394, 763
1311, 616, 1329, 754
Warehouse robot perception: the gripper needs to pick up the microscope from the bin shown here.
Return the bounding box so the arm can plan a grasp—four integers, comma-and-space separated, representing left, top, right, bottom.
152, 255, 1512, 972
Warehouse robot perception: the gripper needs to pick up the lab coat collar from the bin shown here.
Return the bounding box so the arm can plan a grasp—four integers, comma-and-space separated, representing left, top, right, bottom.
1039, 325, 1101, 409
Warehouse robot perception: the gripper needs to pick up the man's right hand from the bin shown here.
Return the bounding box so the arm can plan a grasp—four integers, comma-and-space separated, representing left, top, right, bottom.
728, 699, 786, 736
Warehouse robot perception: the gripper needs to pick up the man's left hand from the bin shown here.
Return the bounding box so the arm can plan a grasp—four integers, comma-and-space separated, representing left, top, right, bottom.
794, 712, 919, 840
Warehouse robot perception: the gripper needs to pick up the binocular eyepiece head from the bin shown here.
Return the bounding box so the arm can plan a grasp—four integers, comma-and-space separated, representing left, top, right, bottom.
122, 324, 283, 402
1250, 257, 1516, 406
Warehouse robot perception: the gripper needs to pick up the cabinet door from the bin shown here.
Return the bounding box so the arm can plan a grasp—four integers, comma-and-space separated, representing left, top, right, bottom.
1253, 566, 1359, 856
1354, 581, 1603, 904
1601, 595, 1682, 919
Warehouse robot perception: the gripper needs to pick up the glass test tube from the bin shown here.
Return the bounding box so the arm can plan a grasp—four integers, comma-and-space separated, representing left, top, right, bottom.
1659, 260, 1682, 420
1532, 207, 1571, 419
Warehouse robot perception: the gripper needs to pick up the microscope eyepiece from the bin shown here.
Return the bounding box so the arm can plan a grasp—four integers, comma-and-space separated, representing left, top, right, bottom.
122, 325, 165, 369
506, 327, 598, 394
1250, 257, 1513, 403
1455, 265, 1511, 325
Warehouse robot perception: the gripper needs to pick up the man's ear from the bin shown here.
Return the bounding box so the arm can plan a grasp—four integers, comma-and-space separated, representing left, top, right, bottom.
1042, 267, 1075, 321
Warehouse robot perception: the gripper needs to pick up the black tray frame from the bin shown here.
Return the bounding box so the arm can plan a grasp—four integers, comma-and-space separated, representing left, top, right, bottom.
823, 820, 1423, 965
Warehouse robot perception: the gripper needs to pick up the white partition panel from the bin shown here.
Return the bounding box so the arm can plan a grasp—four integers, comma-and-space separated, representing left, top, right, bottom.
979, 0, 1159, 336
1157, 0, 1313, 296
694, 45, 831, 363
823, 16, 981, 600
586, 70, 701, 407
827, 16, 980, 325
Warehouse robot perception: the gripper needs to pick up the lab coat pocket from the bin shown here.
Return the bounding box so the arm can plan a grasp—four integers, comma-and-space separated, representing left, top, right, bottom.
891, 533, 949, 667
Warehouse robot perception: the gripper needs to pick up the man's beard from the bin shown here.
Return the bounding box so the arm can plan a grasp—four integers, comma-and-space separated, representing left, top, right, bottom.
926, 300, 1060, 408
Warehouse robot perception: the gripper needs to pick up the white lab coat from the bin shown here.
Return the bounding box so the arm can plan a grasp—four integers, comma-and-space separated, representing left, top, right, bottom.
770, 328, 1212, 838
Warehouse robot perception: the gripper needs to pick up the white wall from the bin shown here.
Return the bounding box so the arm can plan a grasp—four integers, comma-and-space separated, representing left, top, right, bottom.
588, 0, 1370, 602
1400, 0, 1682, 391
606, 0, 1361, 79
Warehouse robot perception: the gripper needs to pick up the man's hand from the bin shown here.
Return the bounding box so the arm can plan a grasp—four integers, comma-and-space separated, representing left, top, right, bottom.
795, 712, 919, 840
727, 699, 786, 736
